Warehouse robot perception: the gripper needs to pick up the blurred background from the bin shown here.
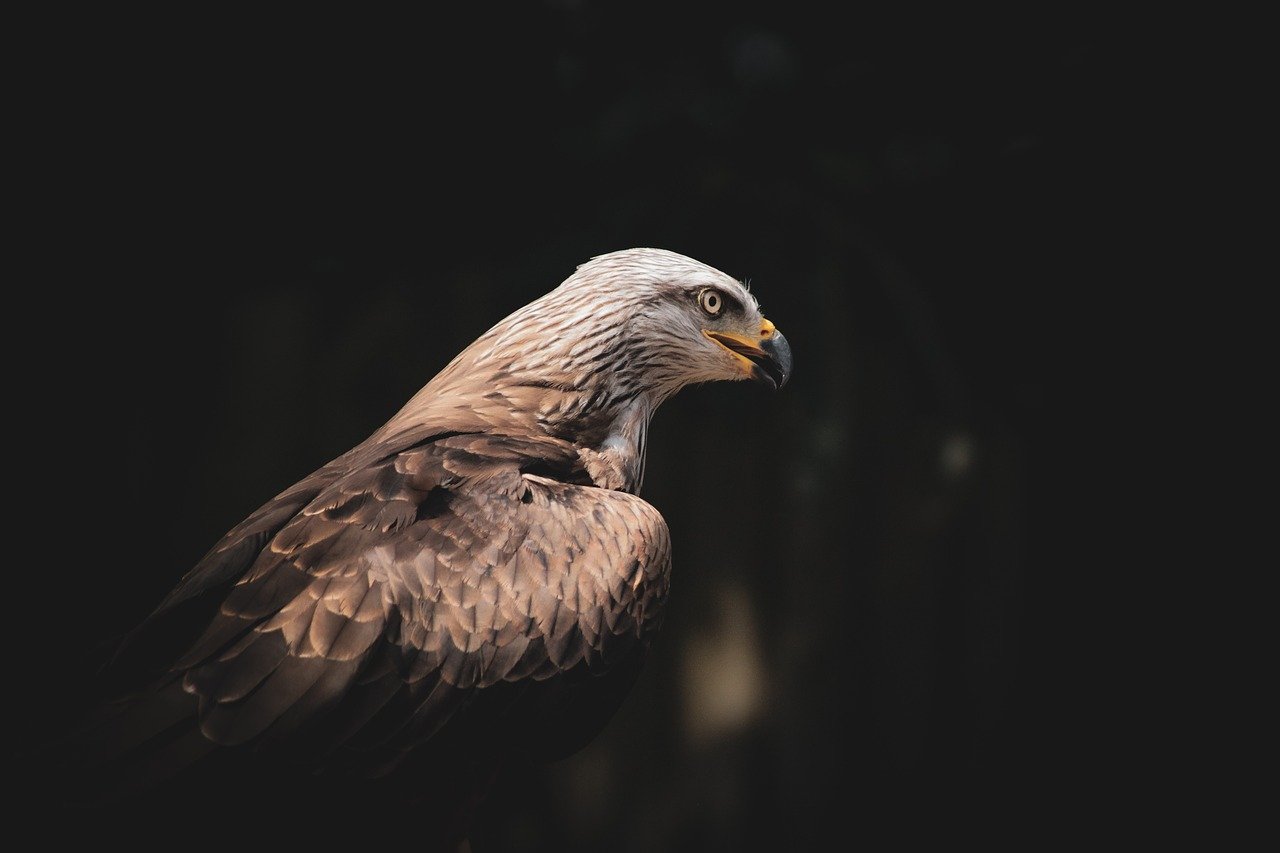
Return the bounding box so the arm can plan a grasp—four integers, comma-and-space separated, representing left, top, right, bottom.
23, 6, 1174, 850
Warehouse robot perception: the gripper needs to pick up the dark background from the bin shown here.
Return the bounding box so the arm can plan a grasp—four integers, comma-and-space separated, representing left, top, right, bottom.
21, 7, 1191, 850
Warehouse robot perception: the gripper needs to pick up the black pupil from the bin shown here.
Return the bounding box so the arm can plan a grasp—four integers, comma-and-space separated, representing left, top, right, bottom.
707, 294, 718, 311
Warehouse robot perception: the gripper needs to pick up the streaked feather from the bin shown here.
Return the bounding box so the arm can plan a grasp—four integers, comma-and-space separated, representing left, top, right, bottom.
57, 248, 782, 850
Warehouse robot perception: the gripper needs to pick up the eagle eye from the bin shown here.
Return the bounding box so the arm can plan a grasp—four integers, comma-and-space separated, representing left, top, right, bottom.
698, 289, 723, 317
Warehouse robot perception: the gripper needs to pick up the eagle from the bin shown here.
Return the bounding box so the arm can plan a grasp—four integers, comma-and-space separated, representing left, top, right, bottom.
55, 248, 791, 848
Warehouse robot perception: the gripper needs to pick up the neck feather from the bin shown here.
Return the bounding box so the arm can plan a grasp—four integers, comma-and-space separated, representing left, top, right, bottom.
372, 283, 681, 493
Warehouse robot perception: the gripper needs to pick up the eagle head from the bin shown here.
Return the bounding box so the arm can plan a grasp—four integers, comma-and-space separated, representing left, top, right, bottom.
510, 247, 790, 394
569, 248, 792, 394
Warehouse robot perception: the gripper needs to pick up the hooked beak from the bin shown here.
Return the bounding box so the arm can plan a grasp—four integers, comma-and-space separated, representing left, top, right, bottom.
703, 318, 793, 390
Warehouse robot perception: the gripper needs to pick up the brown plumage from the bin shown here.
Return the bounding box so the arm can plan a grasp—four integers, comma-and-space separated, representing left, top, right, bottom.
57, 248, 791, 848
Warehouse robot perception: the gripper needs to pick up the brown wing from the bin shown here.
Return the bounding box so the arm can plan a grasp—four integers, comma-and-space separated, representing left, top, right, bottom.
81, 431, 671, 789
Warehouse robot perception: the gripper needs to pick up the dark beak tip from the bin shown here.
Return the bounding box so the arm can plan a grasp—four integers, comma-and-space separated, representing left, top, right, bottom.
760, 330, 792, 391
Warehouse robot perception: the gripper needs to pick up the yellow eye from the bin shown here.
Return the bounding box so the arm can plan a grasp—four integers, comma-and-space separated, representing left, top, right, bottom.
699, 289, 722, 316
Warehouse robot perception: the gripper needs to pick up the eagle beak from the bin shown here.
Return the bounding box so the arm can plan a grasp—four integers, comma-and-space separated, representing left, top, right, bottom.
703, 318, 793, 390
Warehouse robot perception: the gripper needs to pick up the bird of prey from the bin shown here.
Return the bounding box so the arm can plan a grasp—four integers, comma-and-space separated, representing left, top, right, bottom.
60, 248, 791, 848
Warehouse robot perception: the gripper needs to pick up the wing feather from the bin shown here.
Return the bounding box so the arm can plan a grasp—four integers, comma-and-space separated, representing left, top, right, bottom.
82, 432, 672, 790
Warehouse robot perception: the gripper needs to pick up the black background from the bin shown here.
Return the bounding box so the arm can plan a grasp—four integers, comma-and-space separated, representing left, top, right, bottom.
19, 6, 1203, 850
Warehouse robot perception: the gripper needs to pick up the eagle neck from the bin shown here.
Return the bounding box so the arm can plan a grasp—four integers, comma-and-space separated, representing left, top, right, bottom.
571, 393, 654, 494
373, 371, 658, 495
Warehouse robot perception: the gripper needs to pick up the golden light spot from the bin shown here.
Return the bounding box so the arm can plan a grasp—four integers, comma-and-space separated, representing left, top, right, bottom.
680, 582, 767, 745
